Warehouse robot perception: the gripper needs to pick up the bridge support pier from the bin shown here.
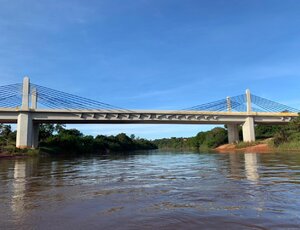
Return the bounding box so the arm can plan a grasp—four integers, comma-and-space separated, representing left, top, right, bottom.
242, 117, 256, 142
16, 112, 33, 149
16, 76, 40, 149
227, 124, 240, 144
242, 89, 256, 143
16, 113, 39, 149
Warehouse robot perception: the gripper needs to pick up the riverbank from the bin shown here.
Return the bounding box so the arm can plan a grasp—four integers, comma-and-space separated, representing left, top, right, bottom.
215, 139, 300, 153
0, 148, 39, 158
215, 142, 272, 153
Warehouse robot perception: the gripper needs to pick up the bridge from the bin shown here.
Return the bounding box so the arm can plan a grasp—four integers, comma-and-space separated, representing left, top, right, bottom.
0, 77, 299, 149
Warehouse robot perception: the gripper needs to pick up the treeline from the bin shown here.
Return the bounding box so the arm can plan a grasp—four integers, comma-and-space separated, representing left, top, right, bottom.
0, 124, 157, 155
152, 127, 228, 150
39, 124, 157, 154
153, 114, 300, 151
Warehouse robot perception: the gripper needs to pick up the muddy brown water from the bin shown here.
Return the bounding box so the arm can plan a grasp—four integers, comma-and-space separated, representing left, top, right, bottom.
0, 151, 300, 229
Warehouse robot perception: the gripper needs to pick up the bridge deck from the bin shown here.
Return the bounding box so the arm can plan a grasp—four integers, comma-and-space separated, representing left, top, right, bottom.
0, 108, 297, 125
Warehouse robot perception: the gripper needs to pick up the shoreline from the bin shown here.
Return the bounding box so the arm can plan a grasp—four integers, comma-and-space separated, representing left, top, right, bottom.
2, 143, 300, 159
215, 143, 273, 153
215, 142, 300, 154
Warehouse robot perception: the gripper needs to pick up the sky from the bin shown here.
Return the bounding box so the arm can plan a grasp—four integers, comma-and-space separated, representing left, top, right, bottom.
1, 0, 300, 139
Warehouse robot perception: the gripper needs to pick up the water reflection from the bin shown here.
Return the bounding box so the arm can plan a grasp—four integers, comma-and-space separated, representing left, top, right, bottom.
227, 153, 260, 182
244, 153, 259, 182
12, 160, 26, 216
228, 153, 243, 180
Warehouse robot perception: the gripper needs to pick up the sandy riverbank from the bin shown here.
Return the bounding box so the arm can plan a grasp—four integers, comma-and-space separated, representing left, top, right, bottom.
215, 143, 273, 153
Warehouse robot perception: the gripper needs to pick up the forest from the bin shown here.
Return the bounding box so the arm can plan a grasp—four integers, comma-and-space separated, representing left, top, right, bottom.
0, 124, 157, 155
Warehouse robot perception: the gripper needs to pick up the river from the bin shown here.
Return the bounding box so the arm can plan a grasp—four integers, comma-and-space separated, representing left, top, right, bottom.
0, 151, 300, 229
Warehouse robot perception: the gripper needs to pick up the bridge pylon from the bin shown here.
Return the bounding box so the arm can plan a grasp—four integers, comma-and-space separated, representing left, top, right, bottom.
242, 89, 256, 142
226, 89, 256, 143
16, 76, 39, 149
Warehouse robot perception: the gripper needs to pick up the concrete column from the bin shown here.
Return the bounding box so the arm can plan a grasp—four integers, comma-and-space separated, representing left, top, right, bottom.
246, 89, 252, 113
16, 76, 35, 149
227, 124, 240, 143
242, 117, 256, 142
16, 112, 33, 148
31, 88, 37, 110
21, 76, 30, 110
226, 97, 232, 112
32, 123, 39, 148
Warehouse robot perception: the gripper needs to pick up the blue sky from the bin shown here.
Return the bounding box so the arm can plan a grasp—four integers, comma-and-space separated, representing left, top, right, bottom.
1, 0, 300, 139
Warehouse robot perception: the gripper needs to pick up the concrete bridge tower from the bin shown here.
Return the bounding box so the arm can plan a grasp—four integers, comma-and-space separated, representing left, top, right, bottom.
227, 89, 256, 143
242, 89, 256, 142
227, 96, 240, 144
16, 77, 39, 149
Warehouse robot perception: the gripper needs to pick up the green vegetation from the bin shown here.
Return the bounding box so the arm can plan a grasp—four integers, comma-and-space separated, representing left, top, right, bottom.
152, 125, 285, 151
0, 124, 157, 156
39, 124, 157, 155
153, 127, 228, 151
245, 115, 300, 151
255, 125, 283, 139
272, 113, 300, 151
153, 115, 300, 152
0, 124, 39, 156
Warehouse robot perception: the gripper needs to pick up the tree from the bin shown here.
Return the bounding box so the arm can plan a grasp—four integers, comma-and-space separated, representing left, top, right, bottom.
39, 124, 66, 141
203, 127, 227, 148
272, 114, 300, 146
289, 114, 300, 132
0, 124, 12, 137
0, 124, 13, 146
59, 128, 82, 137
255, 125, 282, 139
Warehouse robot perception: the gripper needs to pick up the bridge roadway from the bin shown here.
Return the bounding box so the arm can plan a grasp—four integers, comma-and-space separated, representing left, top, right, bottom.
0, 108, 296, 125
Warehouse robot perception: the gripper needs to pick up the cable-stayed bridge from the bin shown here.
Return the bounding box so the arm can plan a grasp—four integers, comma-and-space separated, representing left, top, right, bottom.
0, 77, 298, 149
